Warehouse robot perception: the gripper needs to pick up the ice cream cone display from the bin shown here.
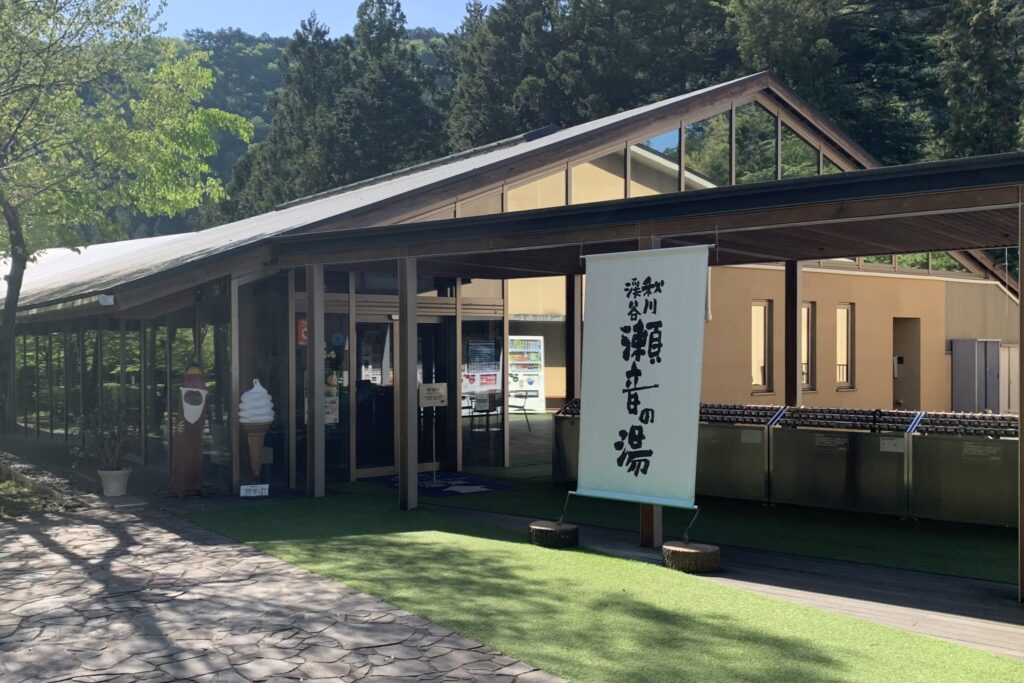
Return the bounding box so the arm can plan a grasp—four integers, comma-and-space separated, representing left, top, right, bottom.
239, 379, 275, 479
159, 366, 212, 498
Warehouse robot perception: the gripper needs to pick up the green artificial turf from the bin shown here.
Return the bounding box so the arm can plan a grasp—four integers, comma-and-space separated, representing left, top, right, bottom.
418, 476, 1018, 584
190, 485, 1024, 683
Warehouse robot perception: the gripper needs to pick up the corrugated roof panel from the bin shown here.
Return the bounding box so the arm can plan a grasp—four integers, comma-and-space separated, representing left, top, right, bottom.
6, 73, 778, 311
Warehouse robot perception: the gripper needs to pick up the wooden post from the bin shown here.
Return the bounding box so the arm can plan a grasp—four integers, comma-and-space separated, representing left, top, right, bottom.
287, 270, 297, 490
306, 264, 325, 498
229, 278, 241, 494
638, 234, 662, 548
348, 272, 357, 483
398, 255, 419, 510
784, 260, 802, 407
565, 274, 583, 400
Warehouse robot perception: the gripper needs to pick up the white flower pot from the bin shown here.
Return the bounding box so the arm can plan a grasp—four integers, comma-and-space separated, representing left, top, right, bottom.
98, 468, 131, 497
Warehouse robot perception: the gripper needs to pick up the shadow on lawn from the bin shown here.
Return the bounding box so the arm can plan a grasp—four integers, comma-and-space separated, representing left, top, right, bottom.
196, 492, 848, 683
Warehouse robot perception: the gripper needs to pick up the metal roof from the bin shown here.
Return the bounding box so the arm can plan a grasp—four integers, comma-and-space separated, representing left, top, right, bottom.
3, 72, 873, 313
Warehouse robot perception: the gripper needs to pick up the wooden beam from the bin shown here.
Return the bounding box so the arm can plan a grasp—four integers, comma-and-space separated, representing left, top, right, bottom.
305, 264, 325, 497
784, 261, 802, 407
398, 255, 419, 510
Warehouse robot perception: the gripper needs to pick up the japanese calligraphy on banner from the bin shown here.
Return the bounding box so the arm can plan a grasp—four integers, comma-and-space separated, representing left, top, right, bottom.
577, 245, 709, 509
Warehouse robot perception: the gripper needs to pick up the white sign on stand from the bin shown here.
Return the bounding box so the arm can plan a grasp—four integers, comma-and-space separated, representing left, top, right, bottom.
577, 245, 709, 510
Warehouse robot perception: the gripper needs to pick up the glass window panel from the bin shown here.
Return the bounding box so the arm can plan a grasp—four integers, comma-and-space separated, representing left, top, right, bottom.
751, 301, 771, 390
685, 112, 731, 189
929, 252, 969, 272
66, 332, 81, 436
461, 319, 505, 467
144, 320, 169, 471
356, 322, 395, 470
898, 254, 929, 270
83, 329, 98, 417
51, 332, 65, 438
781, 124, 819, 179
14, 335, 24, 432
100, 326, 120, 411
324, 312, 351, 481
863, 255, 895, 267
823, 157, 842, 175
506, 169, 566, 212
801, 303, 815, 390
570, 148, 625, 204
735, 103, 777, 185
836, 304, 854, 387
36, 335, 50, 435
123, 324, 142, 462
169, 310, 195, 469
630, 129, 680, 197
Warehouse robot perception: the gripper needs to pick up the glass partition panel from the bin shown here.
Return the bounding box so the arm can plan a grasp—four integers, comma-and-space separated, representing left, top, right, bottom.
458, 192, 502, 217
781, 124, 819, 179
100, 326, 120, 411
735, 103, 777, 185
630, 129, 680, 197
51, 332, 66, 438
13, 335, 24, 432
200, 319, 231, 489
169, 309, 195, 475
461, 319, 505, 468
66, 331, 81, 437
356, 322, 395, 470
36, 335, 50, 435
324, 311, 351, 481
123, 324, 142, 462
685, 112, 730, 189
144, 320, 169, 471
82, 329, 98, 418
823, 157, 842, 174
506, 169, 566, 212
863, 255, 894, 267
570, 148, 625, 204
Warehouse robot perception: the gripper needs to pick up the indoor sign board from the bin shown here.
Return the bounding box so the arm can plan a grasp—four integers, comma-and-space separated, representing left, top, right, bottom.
577, 245, 710, 510
240, 484, 269, 497
419, 382, 449, 408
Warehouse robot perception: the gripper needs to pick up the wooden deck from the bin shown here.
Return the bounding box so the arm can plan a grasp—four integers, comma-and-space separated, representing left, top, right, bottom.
449, 508, 1024, 660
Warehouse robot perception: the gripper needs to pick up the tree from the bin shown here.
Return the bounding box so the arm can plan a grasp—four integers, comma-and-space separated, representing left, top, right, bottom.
0, 0, 251, 417
222, 1, 445, 220
936, 0, 1022, 157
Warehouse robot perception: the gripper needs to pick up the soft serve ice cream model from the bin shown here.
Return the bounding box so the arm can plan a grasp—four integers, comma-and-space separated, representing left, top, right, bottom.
239, 379, 275, 479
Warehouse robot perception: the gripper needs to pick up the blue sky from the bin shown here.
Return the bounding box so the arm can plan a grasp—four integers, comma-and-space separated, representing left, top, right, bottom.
158, 0, 486, 38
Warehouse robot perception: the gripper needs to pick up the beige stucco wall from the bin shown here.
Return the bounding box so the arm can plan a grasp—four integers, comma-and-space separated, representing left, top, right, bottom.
507, 265, 1019, 411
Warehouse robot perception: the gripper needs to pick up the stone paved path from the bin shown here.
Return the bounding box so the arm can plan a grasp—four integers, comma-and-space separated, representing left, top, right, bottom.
0, 508, 564, 683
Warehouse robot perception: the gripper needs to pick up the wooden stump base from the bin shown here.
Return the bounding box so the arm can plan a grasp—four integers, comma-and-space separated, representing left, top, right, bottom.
529, 521, 579, 548
662, 541, 721, 573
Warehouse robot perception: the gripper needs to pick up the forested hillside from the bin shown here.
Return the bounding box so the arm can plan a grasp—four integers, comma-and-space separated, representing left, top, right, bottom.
140, 0, 1024, 233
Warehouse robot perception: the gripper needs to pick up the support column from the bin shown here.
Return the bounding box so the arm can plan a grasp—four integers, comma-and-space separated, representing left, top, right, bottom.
229, 279, 241, 494
638, 235, 662, 549
565, 274, 583, 400
398, 256, 419, 510
305, 264, 325, 498
784, 260, 803, 407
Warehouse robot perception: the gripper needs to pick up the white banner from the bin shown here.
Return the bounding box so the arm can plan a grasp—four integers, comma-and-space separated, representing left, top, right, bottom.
577, 245, 709, 509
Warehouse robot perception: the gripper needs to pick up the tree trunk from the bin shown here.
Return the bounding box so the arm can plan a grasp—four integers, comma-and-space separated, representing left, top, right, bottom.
0, 193, 28, 430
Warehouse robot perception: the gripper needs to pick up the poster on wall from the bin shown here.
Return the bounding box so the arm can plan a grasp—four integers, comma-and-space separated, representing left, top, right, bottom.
508, 335, 545, 413
462, 339, 502, 397
577, 245, 709, 509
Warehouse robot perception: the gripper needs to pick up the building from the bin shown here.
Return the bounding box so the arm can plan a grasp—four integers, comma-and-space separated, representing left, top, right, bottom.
1, 71, 1019, 498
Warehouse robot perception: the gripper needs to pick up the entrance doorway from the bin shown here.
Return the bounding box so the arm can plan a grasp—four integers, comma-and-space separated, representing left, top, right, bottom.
892, 318, 921, 410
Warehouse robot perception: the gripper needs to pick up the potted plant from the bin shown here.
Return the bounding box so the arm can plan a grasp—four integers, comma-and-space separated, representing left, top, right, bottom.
74, 402, 133, 497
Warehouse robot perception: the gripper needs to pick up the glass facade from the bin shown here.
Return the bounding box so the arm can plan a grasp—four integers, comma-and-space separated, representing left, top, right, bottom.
630, 129, 681, 197
685, 112, 731, 188
506, 169, 566, 212
781, 124, 819, 179
735, 103, 777, 185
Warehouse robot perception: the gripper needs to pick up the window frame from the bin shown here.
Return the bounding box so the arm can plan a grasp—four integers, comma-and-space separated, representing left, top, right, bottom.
836, 303, 855, 389
751, 299, 773, 393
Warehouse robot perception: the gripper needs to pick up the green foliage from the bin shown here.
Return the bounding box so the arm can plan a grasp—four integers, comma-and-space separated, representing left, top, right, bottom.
936, 0, 1023, 157
0, 0, 252, 254
218, 2, 446, 221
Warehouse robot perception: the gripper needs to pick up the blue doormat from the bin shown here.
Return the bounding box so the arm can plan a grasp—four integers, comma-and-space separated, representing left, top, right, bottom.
365, 472, 508, 497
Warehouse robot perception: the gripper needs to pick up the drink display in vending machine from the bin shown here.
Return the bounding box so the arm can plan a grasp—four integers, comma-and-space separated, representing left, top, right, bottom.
508, 335, 545, 413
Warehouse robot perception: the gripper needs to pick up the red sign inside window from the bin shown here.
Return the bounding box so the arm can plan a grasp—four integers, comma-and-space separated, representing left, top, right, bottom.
297, 318, 308, 347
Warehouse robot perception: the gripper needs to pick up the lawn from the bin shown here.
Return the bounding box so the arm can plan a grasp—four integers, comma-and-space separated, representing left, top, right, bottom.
190, 484, 1024, 683
437, 473, 1019, 584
